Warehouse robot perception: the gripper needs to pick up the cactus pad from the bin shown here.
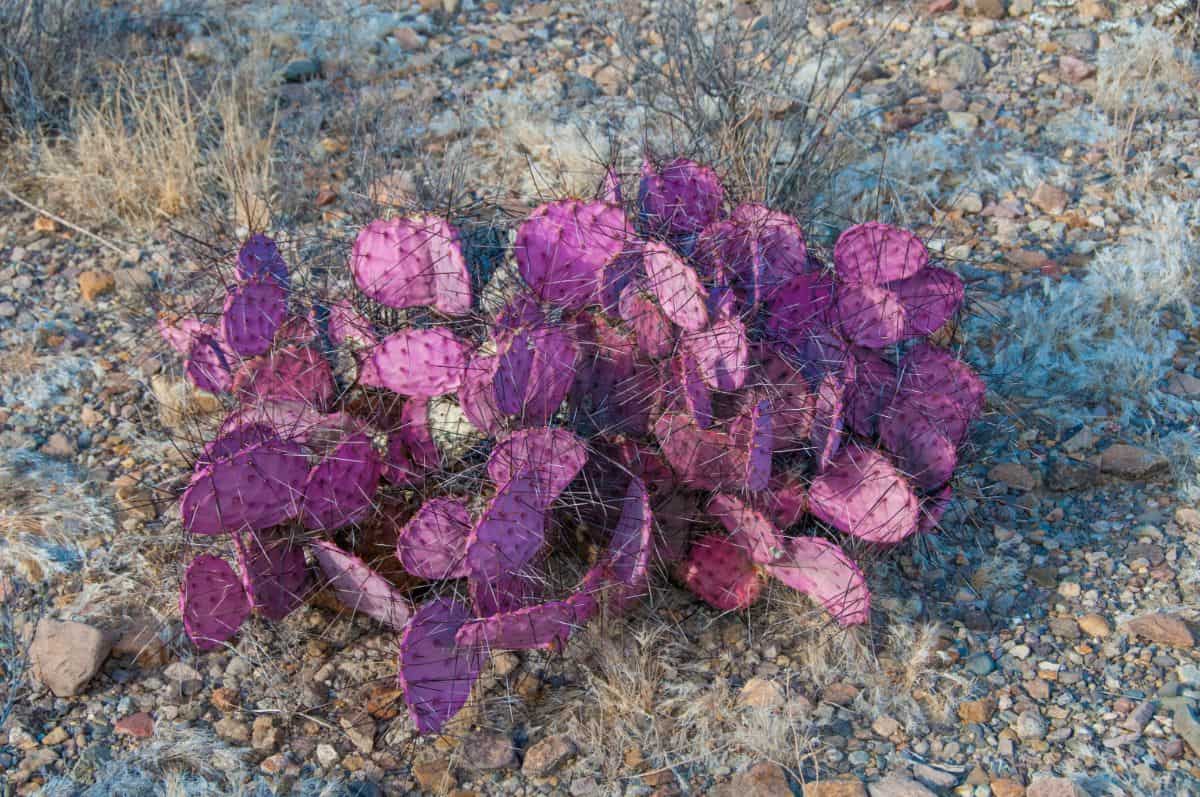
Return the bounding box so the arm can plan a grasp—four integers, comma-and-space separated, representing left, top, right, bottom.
487, 428, 587, 509
236, 532, 311, 621
677, 534, 762, 612
638, 157, 724, 240
643, 241, 709, 332
396, 498, 472, 580
683, 316, 749, 391
455, 598, 586, 652
707, 493, 784, 566
359, 328, 469, 398
654, 412, 745, 491
515, 199, 629, 309
808, 445, 919, 543
222, 277, 288, 358
810, 373, 845, 472
180, 554, 251, 650
834, 222, 927, 285
350, 216, 472, 315
618, 282, 675, 359
464, 473, 547, 580
237, 234, 289, 286
310, 540, 413, 628
892, 266, 964, 337
326, 300, 377, 349
186, 334, 233, 394
233, 345, 335, 408
764, 537, 870, 626
300, 433, 384, 531
471, 569, 545, 616
397, 598, 484, 734
181, 438, 308, 535
835, 282, 907, 349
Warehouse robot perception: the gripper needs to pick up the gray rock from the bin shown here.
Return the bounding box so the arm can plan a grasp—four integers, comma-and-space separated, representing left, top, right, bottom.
965, 653, 996, 676
1175, 703, 1200, 756
869, 775, 937, 797
1017, 709, 1047, 740
462, 730, 516, 770
30, 619, 112, 697
1026, 777, 1088, 797
283, 58, 322, 83
522, 734, 578, 777
937, 44, 988, 86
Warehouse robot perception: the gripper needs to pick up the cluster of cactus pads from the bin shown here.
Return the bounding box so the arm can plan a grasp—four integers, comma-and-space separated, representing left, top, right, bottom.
159, 157, 983, 734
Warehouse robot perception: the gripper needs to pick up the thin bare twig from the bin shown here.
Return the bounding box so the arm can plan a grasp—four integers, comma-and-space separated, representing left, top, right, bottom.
1, 183, 132, 256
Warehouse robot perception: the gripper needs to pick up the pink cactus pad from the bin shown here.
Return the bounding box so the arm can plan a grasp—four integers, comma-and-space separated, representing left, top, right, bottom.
464, 473, 547, 580
495, 291, 546, 331
618, 282, 675, 359
833, 222, 928, 285
764, 472, 808, 529
237, 233, 289, 286
326, 300, 377, 349
384, 433, 418, 485
808, 445, 919, 544
300, 433, 384, 531
764, 272, 835, 347
233, 346, 335, 408
697, 204, 808, 304
236, 532, 310, 621
654, 412, 746, 491
844, 348, 898, 438
159, 316, 213, 355
455, 598, 586, 652
197, 422, 276, 469
918, 484, 953, 533
878, 396, 959, 490
638, 158, 725, 239
396, 498, 472, 580
180, 554, 251, 650
642, 241, 708, 332
493, 325, 577, 424
810, 373, 845, 472
494, 330, 535, 415
471, 569, 545, 616
359, 328, 468, 398
891, 266, 964, 337
754, 346, 816, 451
397, 598, 484, 734
683, 316, 749, 391
458, 351, 504, 434
350, 216, 472, 315
708, 493, 785, 566
736, 397, 773, 492
399, 399, 441, 471
765, 537, 870, 626
180, 438, 308, 535
219, 401, 357, 448
678, 534, 762, 612
669, 351, 714, 428
487, 428, 587, 509
222, 277, 288, 358
309, 540, 413, 629
515, 199, 630, 309
896, 343, 985, 426
835, 282, 907, 349
603, 477, 652, 610
185, 334, 233, 394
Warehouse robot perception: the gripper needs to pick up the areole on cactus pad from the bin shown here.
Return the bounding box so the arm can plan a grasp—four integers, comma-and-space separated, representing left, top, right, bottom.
160, 156, 982, 734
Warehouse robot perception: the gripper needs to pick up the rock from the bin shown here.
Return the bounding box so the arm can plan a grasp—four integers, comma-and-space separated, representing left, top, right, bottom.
1099, 444, 1168, 480
802, 777, 867, 797
42, 727, 69, 746
952, 192, 984, 214
1123, 612, 1194, 648
114, 712, 155, 739
1123, 699, 1156, 733
462, 731, 516, 770
965, 653, 995, 676
252, 716, 283, 753
714, 763, 794, 796
78, 270, 115, 302
316, 743, 339, 768
339, 711, 375, 754
394, 27, 426, 51
938, 44, 987, 86
260, 753, 289, 775
991, 779, 1025, 797
1175, 507, 1200, 530
821, 682, 860, 704
1174, 703, 1200, 755
988, 462, 1037, 491
946, 111, 980, 130
283, 58, 322, 83
1049, 617, 1080, 640
1026, 777, 1087, 797
1166, 371, 1200, 398
739, 677, 786, 710
1046, 457, 1100, 491
912, 764, 959, 790
1031, 183, 1069, 215
30, 618, 112, 697
868, 776, 937, 797
214, 717, 250, 743
522, 734, 577, 777
112, 620, 167, 667
959, 697, 996, 724
968, 0, 1006, 19
1008, 0, 1032, 14
1076, 0, 1111, 22
1058, 55, 1096, 83
1016, 709, 1047, 740
40, 433, 75, 458
412, 758, 456, 792
872, 716, 901, 737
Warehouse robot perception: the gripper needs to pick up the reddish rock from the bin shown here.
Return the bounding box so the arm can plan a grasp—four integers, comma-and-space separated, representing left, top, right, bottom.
1031, 182, 1069, 215
1059, 55, 1096, 83
716, 762, 795, 796
115, 712, 155, 739
1123, 612, 1194, 648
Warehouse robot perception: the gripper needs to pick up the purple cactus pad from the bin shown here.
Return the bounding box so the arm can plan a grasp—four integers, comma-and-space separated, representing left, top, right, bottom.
236, 532, 310, 621
310, 540, 413, 629
642, 241, 709, 332
180, 554, 251, 651
222, 277, 288, 358
487, 428, 587, 509
358, 328, 469, 398
618, 282, 675, 359
765, 536, 870, 626
677, 534, 761, 612
455, 598, 586, 652
683, 316, 749, 391
808, 445, 919, 544
180, 437, 308, 535
185, 334, 233, 394
470, 569, 545, 617
396, 498, 472, 580
237, 234, 289, 286
159, 316, 213, 355
834, 222, 928, 285
300, 433, 384, 531
350, 216, 472, 315
397, 598, 484, 734
233, 345, 335, 409
515, 200, 630, 309
810, 373, 846, 472
835, 282, 908, 349
891, 266, 964, 337
707, 493, 784, 566
638, 157, 725, 240
464, 472, 547, 580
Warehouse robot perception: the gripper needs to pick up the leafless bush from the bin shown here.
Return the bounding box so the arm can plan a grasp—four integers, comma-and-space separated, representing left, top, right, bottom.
601, 0, 889, 219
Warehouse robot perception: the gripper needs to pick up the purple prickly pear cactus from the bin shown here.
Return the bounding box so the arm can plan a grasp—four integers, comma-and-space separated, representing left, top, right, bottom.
464, 473, 546, 580
237, 233, 289, 287
181, 554, 251, 650
878, 394, 959, 490
458, 350, 505, 434
683, 315, 749, 392
918, 484, 953, 533
487, 428, 587, 509
471, 569, 545, 617
843, 348, 898, 438
326, 300, 377, 349
677, 534, 761, 611
233, 345, 335, 408
618, 282, 675, 359
764, 271, 835, 350
764, 536, 869, 626
808, 445, 919, 544
396, 498, 472, 580
398, 598, 484, 734
642, 241, 709, 332
222, 277, 288, 358
185, 333, 234, 394
398, 398, 440, 471
300, 433, 384, 531
894, 343, 985, 431
638, 157, 725, 241
491, 325, 577, 424
180, 436, 308, 535
707, 493, 783, 567
455, 597, 587, 652
835, 282, 907, 349
351, 216, 472, 315
358, 327, 469, 398
159, 316, 213, 355
810, 372, 846, 472
309, 540, 413, 629
599, 167, 622, 204
653, 412, 745, 491
515, 199, 630, 309
235, 531, 310, 621
670, 350, 714, 429
891, 266, 964, 337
